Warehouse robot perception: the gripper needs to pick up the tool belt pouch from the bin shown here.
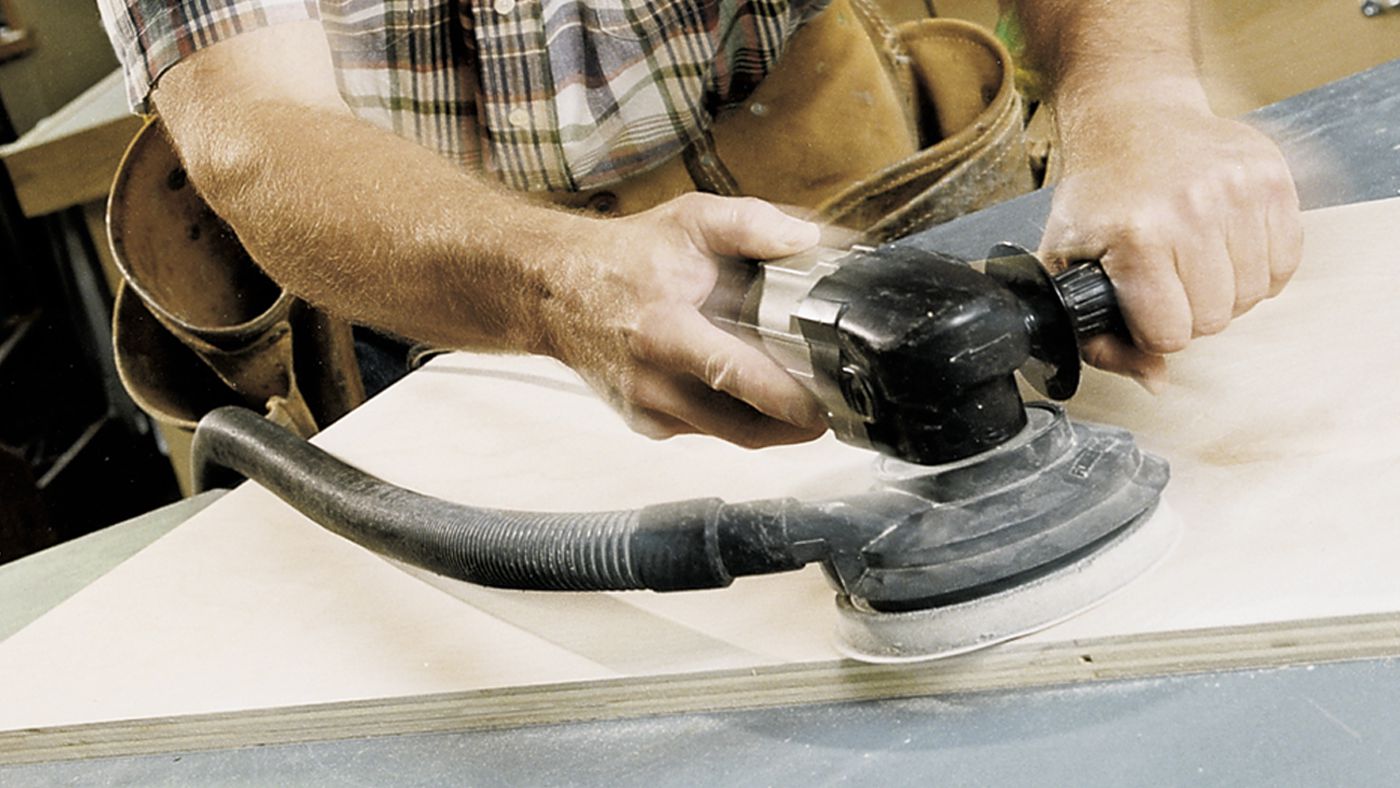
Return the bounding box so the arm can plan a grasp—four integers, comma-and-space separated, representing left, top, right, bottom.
108, 119, 364, 438
814, 16, 1036, 240
550, 5, 1036, 240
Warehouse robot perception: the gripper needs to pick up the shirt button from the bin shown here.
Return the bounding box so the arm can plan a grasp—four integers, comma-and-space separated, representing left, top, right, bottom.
507, 108, 529, 128
493, 0, 516, 14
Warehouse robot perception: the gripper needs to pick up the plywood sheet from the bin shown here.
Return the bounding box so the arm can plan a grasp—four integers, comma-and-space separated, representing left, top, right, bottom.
0, 198, 1397, 739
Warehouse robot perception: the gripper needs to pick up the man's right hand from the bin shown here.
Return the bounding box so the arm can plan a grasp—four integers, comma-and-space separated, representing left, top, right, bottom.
539, 193, 827, 448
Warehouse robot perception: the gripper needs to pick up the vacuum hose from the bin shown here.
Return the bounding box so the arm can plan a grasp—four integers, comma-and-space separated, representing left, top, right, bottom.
191, 407, 813, 592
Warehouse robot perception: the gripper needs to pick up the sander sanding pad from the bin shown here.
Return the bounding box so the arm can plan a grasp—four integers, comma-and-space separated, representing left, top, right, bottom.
832, 499, 1182, 663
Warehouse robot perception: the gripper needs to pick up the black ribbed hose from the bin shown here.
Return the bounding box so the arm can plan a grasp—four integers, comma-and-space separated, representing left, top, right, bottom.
191, 407, 814, 592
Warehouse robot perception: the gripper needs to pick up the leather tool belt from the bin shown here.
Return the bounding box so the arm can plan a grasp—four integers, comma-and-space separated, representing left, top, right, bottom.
108, 119, 365, 438
543, 0, 1036, 240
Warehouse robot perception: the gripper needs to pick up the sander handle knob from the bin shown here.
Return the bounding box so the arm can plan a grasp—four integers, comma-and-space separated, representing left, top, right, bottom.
983, 246, 1134, 401
1052, 261, 1130, 343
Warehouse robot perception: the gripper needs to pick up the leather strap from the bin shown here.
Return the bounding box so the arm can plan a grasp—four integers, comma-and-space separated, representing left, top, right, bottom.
682, 130, 742, 196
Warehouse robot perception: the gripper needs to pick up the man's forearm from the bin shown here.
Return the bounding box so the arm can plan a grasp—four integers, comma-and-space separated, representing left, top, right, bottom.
1015, 0, 1200, 94
157, 100, 591, 353
153, 27, 594, 353
1014, 0, 1210, 163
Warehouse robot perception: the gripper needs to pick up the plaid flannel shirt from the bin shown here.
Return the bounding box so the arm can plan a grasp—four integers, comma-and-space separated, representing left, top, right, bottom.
98, 0, 826, 191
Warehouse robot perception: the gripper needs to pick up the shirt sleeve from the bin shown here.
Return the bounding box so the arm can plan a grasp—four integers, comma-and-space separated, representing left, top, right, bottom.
96, 0, 320, 113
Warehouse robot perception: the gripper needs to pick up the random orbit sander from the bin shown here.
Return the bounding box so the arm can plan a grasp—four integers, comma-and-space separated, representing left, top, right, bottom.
192, 240, 1174, 663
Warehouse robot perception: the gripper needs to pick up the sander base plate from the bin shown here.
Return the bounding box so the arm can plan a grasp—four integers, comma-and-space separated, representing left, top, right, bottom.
832, 499, 1182, 663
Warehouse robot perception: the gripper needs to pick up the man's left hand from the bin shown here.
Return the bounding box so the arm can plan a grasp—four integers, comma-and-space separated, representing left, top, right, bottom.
1039, 76, 1304, 390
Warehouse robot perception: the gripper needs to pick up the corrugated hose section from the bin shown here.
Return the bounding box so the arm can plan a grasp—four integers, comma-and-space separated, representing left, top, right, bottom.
188, 407, 748, 592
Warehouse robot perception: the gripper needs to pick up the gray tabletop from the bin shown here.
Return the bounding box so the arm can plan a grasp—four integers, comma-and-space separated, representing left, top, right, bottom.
5, 657, 1400, 787
4, 59, 1399, 786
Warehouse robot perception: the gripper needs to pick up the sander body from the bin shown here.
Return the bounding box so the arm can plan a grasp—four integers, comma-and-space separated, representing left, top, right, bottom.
192, 241, 1174, 662
708, 242, 1172, 659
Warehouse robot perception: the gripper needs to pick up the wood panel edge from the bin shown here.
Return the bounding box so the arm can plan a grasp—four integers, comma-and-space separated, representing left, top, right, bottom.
3, 611, 1398, 766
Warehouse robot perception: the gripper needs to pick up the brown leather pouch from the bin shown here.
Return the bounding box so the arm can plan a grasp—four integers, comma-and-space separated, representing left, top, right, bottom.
546, 0, 1033, 239
108, 119, 364, 438
815, 15, 1035, 239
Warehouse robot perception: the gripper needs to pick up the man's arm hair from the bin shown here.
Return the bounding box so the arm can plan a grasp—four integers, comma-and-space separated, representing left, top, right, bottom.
1014, 0, 1199, 83
1013, 0, 1207, 166
153, 20, 584, 352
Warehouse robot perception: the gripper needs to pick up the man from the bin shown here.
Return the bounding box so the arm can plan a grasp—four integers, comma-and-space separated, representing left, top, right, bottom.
97, 0, 1301, 449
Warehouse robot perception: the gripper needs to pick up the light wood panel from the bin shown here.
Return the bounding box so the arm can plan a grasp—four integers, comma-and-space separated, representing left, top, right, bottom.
0, 197, 1397, 759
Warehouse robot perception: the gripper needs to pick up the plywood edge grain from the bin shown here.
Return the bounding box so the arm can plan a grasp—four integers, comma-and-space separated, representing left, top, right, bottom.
4, 611, 1398, 766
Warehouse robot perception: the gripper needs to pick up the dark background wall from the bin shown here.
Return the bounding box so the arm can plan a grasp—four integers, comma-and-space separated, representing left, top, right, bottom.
1, 0, 177, 564
0, 0, 119, 134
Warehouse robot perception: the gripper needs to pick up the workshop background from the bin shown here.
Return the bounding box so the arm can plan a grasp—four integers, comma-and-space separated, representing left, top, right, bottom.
1, 0, 1398, 565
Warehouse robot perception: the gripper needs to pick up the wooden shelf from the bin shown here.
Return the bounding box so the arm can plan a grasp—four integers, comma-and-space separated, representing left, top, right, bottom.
0, 0, 33, 64
0, 70, 141, 218
0, 26, 30, 63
